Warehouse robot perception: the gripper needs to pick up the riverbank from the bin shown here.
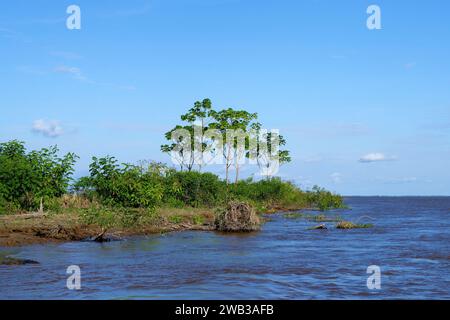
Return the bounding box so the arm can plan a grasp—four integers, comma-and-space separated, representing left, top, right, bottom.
0, 204, 311, 248
0, 207, 217, 247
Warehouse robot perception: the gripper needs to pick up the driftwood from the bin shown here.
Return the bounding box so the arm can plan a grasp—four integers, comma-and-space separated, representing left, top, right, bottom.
309, 224, 327, 230
21, 212, 46, 220
93, 228, 108, 242
0, 256, 39, 265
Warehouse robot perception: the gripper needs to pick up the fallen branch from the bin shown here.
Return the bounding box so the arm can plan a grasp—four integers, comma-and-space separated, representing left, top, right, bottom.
93, 228, 108, 242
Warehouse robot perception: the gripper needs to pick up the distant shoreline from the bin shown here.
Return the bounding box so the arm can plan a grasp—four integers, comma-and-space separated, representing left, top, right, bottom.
343, 195, 450, 198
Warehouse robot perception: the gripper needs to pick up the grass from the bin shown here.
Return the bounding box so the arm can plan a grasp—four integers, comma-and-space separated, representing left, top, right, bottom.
168, 215, 183, 224
0, 206, 217, 247
282, 211, 375, 230
192, 214, 205, 225
336, 221, 374, 229
305, 214, 343, 223
283, 212, 342, 222
284, 212, 305, 219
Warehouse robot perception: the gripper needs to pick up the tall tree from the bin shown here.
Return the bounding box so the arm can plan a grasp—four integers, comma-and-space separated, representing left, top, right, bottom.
249, 122, 291, 178
209, 108, 257, 183
161, 99, 213, 171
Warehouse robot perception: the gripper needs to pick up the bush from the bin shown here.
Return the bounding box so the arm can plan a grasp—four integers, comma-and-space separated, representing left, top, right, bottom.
76, 157, 344, 214
0, 140, 78, 211
192, 214, 205, 225
306, 186, 344, 211
229, 177, 309, 209
86, 157, 164, 210
164, 171, 225, 207
168, 214, 183, 224
336, 221, 373, 229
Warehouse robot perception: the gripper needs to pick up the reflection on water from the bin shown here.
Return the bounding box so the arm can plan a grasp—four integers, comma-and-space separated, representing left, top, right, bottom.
1, 197, 449, 299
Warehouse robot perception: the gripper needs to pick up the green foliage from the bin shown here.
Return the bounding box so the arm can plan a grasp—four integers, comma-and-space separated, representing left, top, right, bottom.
81, 206, 159, 228
0, 137, 344, 224
336, 221, 373, 229
164, 171, 225, 207
306, 186, 345, 211
161, 99, 213, 171
209, 108, 258, 183
87, 157, 164, 209
168, 214, 183, 224
192, 214, 205, 225
161, 99, 291, 184
80, 157, 226, 214
249, 122, 291, 176
77, 160, 344, 219
80, 207, 116, 229
305, 214, 342, 222
284, 212, 305, 219
0, 140, 78, 211
229, 177, 308, 208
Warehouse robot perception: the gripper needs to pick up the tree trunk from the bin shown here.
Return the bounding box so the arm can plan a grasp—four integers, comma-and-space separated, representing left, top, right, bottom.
225, 164, 229, 184
225, 143, 232, 184
38, 198, 44, 214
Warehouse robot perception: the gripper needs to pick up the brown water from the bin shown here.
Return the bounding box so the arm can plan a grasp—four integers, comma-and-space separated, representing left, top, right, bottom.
0, 197, 449, 299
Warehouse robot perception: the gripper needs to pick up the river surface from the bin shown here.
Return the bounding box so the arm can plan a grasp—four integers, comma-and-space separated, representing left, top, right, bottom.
1, 197, 449, 299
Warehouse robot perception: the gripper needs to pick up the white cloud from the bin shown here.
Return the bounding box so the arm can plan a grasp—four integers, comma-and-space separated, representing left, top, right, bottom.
32, 119, 64, 138
53, 65, 135, 90
330, 172, 342, 184
54, 65, 86, 81
359, 153, 397, 163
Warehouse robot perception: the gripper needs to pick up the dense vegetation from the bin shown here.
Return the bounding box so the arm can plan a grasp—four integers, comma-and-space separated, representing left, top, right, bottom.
0, 144, 343, 219
0, 140, 77, 214
0, 99, 344, 223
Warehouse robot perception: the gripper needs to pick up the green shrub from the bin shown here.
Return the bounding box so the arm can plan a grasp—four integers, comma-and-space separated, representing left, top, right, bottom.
336, 221, 373, 229
230, 177, 309, 209
87, 157, 164, 209
304, 214, 343, 222
164, 171, 225, 207
284, 212, 305, 219
168, 214, 183, 224
0, 198, 7, 215
306, 186, 345, 211
0, 140, 78, 211
81, 207, 116, 229
192, 214, 205, 225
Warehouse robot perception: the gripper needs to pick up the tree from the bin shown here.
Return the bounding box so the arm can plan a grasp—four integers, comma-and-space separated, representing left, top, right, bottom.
161, 99, 213, 171
209, 108, 258, 183
0, 140, 78, 210
249, 123, 291, 178
161, 125, 195, 171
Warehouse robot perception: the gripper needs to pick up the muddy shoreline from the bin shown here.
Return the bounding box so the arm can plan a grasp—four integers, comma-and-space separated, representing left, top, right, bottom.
0, 205, 305, 248
0, 211, 216, 248
0, 222, 215, 247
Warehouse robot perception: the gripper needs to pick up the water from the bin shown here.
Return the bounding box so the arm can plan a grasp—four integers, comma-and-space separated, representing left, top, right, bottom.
1, 197, 449, 299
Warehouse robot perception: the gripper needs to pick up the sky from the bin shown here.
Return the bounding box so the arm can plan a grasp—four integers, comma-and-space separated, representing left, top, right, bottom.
1, 0, 449, 196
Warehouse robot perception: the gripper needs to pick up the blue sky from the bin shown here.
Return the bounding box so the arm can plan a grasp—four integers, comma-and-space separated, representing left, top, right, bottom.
1, 0, 449, 195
